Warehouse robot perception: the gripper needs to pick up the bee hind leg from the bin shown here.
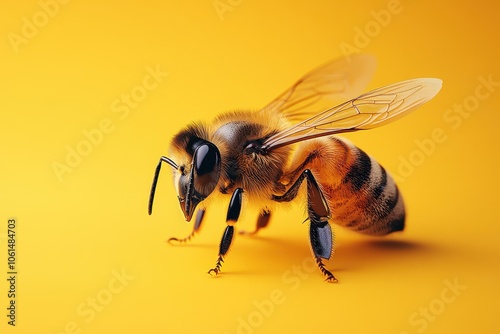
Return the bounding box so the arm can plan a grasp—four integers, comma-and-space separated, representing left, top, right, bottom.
273, 169, 337, 282
310, 222, 337, 283
168, 209, 205, 245
208, 188, 243, 276
239, 209, 271, 236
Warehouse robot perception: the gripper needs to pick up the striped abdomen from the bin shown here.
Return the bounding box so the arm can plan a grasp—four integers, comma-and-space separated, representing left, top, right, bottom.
287, 137, 405, 236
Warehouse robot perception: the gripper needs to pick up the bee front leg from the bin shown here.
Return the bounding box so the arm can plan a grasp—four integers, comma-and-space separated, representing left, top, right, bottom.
168, 209, 205, 245
273, 169, 337, 282
208, 188, 243, 276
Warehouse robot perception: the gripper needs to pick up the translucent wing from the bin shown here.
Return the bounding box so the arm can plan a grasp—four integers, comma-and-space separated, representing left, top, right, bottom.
262, 78, 443, 151
262, 54, 377, 122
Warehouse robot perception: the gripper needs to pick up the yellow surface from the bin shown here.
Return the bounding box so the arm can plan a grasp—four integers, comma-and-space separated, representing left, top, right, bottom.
1, 1, 499, 333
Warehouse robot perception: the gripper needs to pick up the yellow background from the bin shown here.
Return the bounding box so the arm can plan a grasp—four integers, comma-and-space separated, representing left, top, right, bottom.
1, 0, 499, 333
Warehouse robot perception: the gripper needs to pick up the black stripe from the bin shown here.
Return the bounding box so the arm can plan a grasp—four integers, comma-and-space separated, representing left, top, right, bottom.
373, 165, 388, 199
389, 212, 405, 232
386, 185, 400, 211
343, 148, 372, 191
378, 185, 400, 220
355, 181, 400, 232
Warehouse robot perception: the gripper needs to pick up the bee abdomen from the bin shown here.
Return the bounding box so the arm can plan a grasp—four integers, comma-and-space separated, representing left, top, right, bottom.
329, 141, 405, 236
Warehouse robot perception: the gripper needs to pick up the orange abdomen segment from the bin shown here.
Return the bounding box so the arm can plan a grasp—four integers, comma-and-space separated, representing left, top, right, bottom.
290, 137, 405, 236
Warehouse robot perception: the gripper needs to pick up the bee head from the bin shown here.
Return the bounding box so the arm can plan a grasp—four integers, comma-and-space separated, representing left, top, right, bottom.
148, 124, 221, 222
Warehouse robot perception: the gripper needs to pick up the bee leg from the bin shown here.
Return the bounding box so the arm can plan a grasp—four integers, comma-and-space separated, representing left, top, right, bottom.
208, 188, 243, 276
239, 209, 271, 235
310, 222, 337, 283
167, 209, 205, 245
273, 169, 337, 282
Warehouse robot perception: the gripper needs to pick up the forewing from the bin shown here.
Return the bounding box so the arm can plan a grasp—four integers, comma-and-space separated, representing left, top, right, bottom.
262, 78, 443, 150
262, 54, 377, 122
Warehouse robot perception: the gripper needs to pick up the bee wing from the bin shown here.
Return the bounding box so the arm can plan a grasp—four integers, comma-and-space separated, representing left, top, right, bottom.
262, 78, 443, 151
261, 54, 377, 122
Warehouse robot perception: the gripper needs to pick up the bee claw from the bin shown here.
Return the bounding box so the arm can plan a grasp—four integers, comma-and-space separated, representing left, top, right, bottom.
207, 268, 219, 276
325, 276, 339, 283
167, 237, 180, 245
315, 256, 338, 283
208, 255, 224, 276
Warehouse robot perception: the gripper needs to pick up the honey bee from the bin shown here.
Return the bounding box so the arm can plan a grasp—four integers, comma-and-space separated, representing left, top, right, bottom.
148, 55, 442, 282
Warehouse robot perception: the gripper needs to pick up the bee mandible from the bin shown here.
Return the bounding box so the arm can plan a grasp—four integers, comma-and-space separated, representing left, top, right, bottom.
148, 55, 442, 282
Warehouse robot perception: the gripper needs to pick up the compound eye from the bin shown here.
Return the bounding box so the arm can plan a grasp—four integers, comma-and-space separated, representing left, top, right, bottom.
194, 143, 220, 176
191, 142, 221, 199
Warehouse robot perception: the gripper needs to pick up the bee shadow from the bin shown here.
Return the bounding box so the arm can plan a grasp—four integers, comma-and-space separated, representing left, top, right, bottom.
332, 237, 438, 273
236, 233, 438, 276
